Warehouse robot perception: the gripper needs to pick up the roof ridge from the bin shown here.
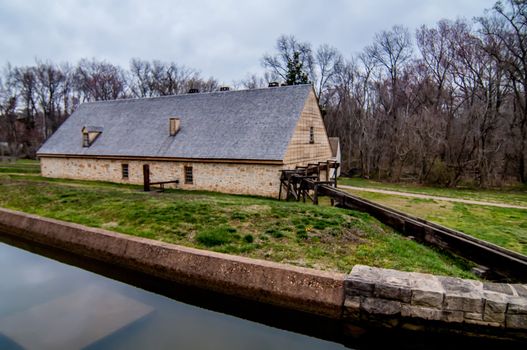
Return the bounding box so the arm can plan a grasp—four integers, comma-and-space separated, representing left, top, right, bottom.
81, 84, 313, 106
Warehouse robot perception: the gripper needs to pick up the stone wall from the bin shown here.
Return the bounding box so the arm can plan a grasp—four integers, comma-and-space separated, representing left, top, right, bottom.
344, 265, 527, 339
40, 157, 283, 197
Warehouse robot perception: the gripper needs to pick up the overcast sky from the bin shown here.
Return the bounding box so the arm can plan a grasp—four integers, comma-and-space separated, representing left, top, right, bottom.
0, 0, 496, 84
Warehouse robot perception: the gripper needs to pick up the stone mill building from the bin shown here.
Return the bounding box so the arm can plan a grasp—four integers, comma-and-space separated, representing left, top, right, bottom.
37, 84, 335, 197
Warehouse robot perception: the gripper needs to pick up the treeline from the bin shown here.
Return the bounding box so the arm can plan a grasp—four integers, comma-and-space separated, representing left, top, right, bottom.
321, 1, 527, 186
0, 58, 220, 157
0, 0, 525, 186
265, 0, 525, 186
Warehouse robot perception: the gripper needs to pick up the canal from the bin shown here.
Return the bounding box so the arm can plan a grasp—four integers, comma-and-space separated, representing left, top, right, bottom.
0, 239, 348, 350
0, 233, 522, 350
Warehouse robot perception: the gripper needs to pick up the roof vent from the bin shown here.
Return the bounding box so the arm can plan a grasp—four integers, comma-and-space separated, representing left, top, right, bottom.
268, 82, 279, 88
188, 88, 199, 94
169, 117, 181, 136
219, 86, 230, 92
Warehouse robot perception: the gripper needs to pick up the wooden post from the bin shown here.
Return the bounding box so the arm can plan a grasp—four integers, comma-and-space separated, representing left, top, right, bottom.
143, 164, 150, 192
334, 163, 339, 188
326, 160, 329, 182
313, 185, 319, 205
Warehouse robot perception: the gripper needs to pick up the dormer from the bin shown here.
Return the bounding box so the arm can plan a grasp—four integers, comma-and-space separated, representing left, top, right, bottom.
169, 117, 181, 136
82, 126, 103, 147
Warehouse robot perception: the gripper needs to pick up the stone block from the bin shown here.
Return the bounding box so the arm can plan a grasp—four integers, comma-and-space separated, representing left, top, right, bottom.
438, 276, 483, 294
344, 296, 361, 318
411, 290, 443, 308
374, 283, 411, 303
464, 312, 483, 321
483, 310, 505, 323
409, 273, 443, 291
506, 314, 527, 329
350, 265, 383, 281
401, 305, 442, 321
361, 298, 401, 316
444, 295, 483, 313
511, 284, 527, 298
483, 282, 513, 295
441, 310, 464, 323
483, 294, 508, 323
383, 275, 413, 289
345, 279, 374, 297
507, 297, 527, 315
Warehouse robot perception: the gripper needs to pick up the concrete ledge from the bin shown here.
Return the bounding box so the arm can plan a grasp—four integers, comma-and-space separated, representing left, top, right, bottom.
0, 207, 345, 319
345, 265, 527, 341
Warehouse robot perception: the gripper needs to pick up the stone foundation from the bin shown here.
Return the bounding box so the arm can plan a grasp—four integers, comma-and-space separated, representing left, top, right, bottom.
345, 265, 527, 339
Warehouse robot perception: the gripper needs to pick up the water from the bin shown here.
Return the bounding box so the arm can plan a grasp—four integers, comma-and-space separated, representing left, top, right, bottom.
0, 241, 348, 350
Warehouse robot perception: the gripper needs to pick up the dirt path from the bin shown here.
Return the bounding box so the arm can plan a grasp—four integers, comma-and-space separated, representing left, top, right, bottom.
339, 185, 527, 210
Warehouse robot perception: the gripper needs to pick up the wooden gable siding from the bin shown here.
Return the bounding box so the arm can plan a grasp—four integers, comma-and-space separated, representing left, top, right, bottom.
283, 90, 332, 166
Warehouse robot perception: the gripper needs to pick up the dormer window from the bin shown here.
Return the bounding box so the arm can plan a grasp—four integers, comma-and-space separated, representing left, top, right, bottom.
82, 126, 103, 147
169, 117, 180, 136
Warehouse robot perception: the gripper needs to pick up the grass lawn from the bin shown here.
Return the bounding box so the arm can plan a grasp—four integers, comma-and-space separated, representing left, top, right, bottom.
0, 159, 41, 174
338, 177, 527, 207
343, 189, 527, 256
0, 160, 476, 278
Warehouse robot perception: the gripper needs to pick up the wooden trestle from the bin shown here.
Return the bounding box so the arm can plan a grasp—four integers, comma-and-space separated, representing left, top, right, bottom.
278, 160, 339, 204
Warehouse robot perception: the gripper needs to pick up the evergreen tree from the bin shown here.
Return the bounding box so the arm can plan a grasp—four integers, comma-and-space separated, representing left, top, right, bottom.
286, 51, 310, 85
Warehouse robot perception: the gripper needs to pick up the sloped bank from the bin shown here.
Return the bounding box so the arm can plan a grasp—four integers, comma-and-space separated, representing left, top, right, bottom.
0, 207, 525, 343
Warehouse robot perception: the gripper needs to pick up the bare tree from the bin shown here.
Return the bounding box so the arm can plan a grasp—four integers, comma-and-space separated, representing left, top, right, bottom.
262, 35, 314, 83
478, 0, 527, 183
74, 59, 127, 101
314, 44, 343, 106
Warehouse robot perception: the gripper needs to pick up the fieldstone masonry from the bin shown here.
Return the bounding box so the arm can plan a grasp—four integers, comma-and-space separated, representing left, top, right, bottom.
345, 265, 527, 339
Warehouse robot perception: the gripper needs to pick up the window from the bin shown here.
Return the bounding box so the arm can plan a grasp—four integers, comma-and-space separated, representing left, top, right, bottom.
82, 132, 90, 147
122, 164, 129, 179
309, 127, 315, 144
184, 166, 193, 184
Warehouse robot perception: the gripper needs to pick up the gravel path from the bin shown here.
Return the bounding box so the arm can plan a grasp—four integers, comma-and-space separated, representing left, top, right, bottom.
339, 185, 527, 210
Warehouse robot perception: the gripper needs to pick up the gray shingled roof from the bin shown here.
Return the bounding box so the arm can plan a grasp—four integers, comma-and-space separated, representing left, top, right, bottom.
38, 84, 313, 161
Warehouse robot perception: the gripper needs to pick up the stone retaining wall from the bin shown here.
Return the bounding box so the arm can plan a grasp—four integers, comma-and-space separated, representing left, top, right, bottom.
345, 265, 527, 339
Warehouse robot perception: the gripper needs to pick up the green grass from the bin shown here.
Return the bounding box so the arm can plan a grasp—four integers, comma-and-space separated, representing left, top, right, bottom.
338, 177, 527, 207
344, 190, 527, 255
0, 159, 41, 174
0, 161, 478, 278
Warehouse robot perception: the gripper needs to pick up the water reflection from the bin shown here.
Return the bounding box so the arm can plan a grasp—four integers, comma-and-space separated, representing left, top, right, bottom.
0, 243, 346, 350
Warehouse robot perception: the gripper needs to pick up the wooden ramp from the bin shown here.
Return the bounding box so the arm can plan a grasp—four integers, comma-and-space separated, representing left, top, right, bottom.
0, 284, 153, 350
